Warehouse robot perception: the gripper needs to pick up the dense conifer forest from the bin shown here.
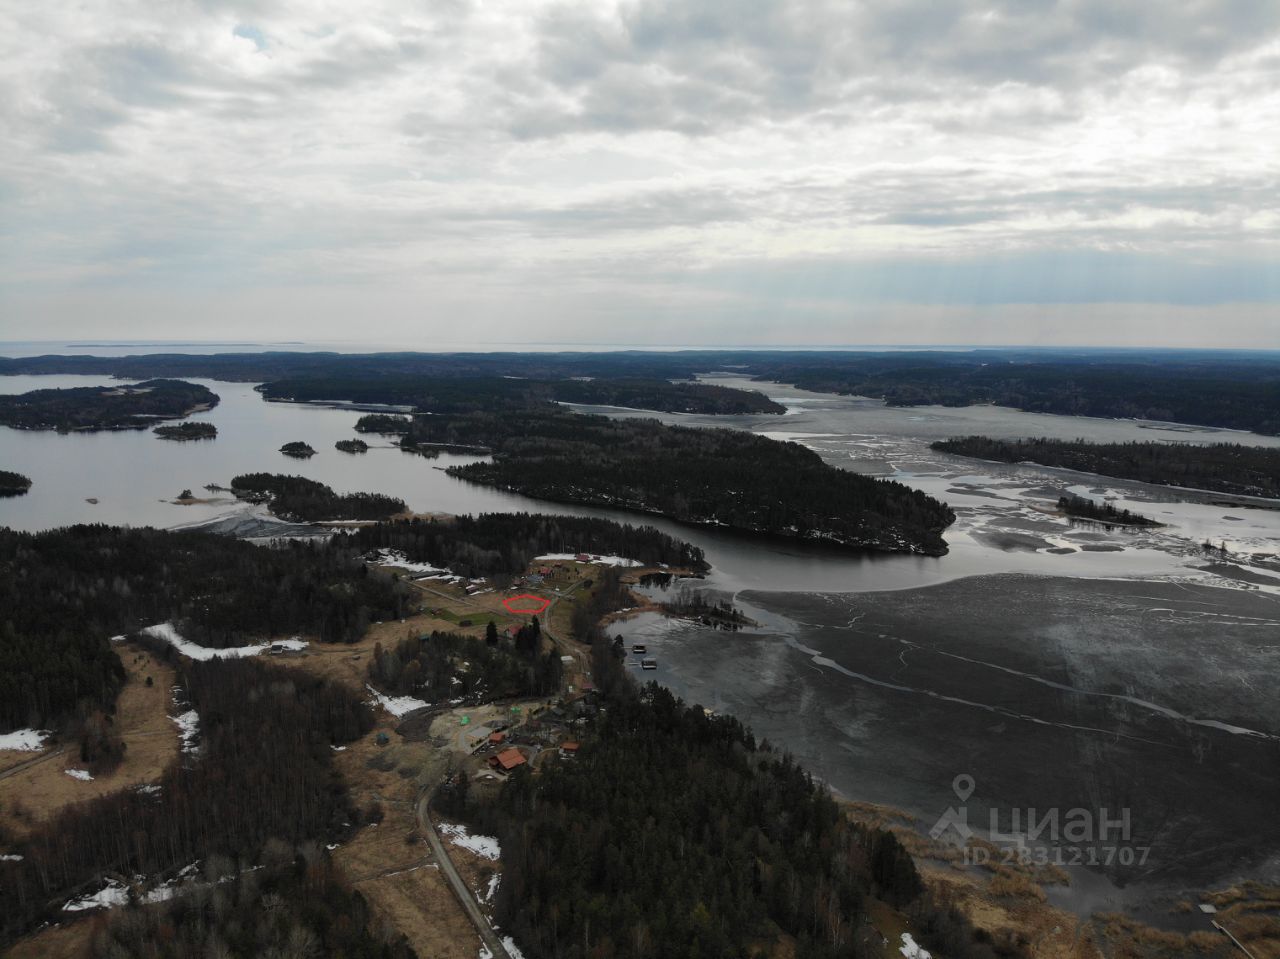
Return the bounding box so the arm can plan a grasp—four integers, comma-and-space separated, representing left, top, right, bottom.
153, 421, 217, 440
88, 856, 414, 959
0, 379, 218, 432
229, 473, 406, 521
336, 437, 369, 452
279, 440, 316, 458
0, 658, 373, 945
0, 469, 32, 495
467, 682, 1019, 959
349, 513, 708, 577
1057, 494, 1160, 526
401, 407, 954, 554
933, 436, 1280, 499
0, 526, 406, 731
261, 374, 785, 415
6, 348, 1276, 433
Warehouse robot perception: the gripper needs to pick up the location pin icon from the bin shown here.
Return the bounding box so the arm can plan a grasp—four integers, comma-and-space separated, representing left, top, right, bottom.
953, 773, 975, 802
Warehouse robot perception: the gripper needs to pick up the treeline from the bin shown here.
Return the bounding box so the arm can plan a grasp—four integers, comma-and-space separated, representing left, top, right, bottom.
1058, 494, 1159, 527
10, 348, 1277, 433
406, 407, 954, 555
475, 683, 1018, 959
262, 374, 785, 415
356, 413, 412, 433
0, 469, 32, 496
88, 855, 413, 959
153, 421, 217, 440
933, 436, 1280, 499
369, 626, 563, 703
0, 658, 373, 944
349, 513, 709, 578
230, 473, 406, 522
0, 379, 218, 432
752, 355, 1280, 436
0, 525, 406, 730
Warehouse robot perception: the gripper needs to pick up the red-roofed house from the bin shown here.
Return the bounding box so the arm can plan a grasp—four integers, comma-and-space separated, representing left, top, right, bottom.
488, 747, 527, 773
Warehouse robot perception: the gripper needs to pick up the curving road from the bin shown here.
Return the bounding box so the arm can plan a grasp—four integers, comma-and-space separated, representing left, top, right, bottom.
416, 787, 511, 959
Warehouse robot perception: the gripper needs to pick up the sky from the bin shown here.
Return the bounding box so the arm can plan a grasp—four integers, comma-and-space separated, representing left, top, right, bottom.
1, 0, 1278, 349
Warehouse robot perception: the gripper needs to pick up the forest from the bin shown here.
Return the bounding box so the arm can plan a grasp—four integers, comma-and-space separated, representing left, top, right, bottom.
403, 407, 955, 554
261, 374, 785, 415
0, 657, 377, 946
279, 440, 316, 458
348, 512, 709, 578
0, 379, 218, 432
87, 854, 414, 959
933, 436, 1280, 499
5, 347, 1277, 433
0, 469, 31, 495
153, 421, 217, 440
1057, 494, 1160, 527
355, 413, 412, 433
465, 682, 1020, 959
0, 525, 407, 731
368, 625, 564, 704
336, 437, 369, 452
229, 473, 406, 521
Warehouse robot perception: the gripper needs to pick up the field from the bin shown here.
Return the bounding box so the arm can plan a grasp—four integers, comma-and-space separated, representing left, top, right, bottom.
0, 643, 177, 839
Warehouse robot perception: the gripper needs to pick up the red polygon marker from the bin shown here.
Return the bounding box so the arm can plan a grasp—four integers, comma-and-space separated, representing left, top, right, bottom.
503, 594, 551, 615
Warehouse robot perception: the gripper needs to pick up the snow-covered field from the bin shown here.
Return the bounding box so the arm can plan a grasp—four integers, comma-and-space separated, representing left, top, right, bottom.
0, 728, 49, 752
371, 548, 463, 581
116, 623, 308, 661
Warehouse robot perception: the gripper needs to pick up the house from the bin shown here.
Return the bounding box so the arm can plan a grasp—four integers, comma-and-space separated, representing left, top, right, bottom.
575, 553, 590, 562
488, 731, 507, 747
488, 747, 527, 773
559, 741, 580, 758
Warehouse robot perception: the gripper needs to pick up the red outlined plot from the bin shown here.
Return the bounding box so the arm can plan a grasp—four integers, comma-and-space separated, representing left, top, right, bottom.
503, 594, 551, 615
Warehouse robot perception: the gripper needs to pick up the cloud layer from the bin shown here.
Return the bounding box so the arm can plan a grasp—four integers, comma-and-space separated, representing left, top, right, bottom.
2, 0, 1278, 346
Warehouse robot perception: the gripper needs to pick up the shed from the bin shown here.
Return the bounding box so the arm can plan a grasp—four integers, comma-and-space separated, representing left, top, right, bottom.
559, 741, 580, 758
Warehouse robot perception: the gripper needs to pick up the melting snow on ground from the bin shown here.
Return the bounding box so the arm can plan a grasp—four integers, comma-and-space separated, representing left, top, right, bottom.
366, 684, 431, 717
0, 728, 50, 752
535, 553, 643, 568
373, 545, 463, 576
171, 708, 200, 754
121, 623, 308, 661
483, 873, 500, 902
502, 937, 525, 959
0, 853, 23, 861
900, 933, 931, 958
438, 822, 500, 861
64, 768, 93, 781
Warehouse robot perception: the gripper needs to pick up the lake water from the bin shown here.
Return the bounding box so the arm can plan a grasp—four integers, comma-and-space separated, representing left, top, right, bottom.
3, 368, 1280, 918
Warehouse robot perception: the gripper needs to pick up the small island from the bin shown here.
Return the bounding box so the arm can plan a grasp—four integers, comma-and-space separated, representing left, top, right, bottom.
335, 438, 368, 453
230, 473, 405, 522
354, 414, 412, 434
0, 379, 219, 432
279, 441, 316, 459
1057, 494, 1161, 527
0, 470, 32, 497
154, 422, 217, 441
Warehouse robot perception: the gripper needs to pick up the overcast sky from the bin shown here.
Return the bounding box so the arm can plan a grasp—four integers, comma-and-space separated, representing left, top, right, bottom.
2, 0, 1278, 349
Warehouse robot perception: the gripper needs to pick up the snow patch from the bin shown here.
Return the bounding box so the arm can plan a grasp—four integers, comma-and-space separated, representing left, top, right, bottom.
535, 553, 643, 568
366, 684, 431, 717
484, 873, 501, 902
171, 708, 200, 754
139, 623, 307, 661
64, 768, 93, 781
0, 728, 50, 752
502, 936, 526, 959
900, 933, 931, 958
438, 822, 500, 861
0, 853, 23, 862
